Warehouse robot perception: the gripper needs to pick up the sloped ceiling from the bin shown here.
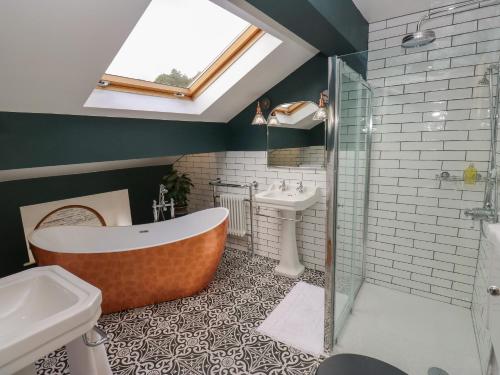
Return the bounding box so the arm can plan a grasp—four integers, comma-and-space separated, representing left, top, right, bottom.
0, 0, 149, 115
352, 0, 458, 22
0, 0, 317, 122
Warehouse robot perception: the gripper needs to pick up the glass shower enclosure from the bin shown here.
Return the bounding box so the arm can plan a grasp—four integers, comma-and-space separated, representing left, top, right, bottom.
324, 54, 373, 352
323, 49, 500, 372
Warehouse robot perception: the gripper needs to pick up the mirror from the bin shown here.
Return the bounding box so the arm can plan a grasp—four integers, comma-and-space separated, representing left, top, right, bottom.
267, 101, 326, 169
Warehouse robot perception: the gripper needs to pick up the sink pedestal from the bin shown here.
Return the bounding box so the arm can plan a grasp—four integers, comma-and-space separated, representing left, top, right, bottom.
275, 210, 305, 278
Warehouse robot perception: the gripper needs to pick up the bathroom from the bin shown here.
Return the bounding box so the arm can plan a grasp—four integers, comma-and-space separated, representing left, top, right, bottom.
1, 0, 500, 374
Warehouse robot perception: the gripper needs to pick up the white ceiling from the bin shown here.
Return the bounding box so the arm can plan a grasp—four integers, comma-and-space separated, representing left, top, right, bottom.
0, 0, 317, 123
352, 0, 458, 22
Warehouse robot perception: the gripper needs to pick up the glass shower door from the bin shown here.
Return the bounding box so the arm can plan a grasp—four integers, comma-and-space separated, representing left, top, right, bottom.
325, 54, 372, 352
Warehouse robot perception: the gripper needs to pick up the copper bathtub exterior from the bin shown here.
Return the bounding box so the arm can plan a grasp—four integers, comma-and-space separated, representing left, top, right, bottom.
30, 208, 228, 314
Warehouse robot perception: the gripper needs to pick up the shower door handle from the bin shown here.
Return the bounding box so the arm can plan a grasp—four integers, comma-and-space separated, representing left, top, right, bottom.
488, 286, 500, 296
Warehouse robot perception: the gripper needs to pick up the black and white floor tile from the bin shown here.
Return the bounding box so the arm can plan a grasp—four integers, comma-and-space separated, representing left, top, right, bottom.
36, 249, 325, 375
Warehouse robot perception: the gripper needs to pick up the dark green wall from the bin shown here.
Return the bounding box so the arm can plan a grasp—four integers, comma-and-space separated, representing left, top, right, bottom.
226, 54, 328, 151
0, 112, 226, 170
0, 55, 328, 164
308, 0, 368, 54
246, 0, 368, 55
268, 122, 325, 149
0, 165, 170, 278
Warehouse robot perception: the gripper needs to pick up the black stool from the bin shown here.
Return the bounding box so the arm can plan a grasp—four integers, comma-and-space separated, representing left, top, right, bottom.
317, 354, 407, 375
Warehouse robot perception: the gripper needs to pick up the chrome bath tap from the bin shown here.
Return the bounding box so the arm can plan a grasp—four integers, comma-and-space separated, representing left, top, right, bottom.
152, 184, 175, 222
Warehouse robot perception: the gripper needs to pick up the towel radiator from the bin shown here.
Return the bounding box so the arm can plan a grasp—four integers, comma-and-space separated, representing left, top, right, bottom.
209, 178, 258, 256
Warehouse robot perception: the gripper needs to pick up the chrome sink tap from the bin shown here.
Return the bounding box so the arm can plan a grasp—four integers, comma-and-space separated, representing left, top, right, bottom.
296, 181, 304, 193
279, 180, 287, 191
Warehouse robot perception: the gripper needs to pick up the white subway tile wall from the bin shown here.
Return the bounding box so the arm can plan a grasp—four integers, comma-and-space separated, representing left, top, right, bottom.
367, 2, 500, 308
174, 152, 327, 271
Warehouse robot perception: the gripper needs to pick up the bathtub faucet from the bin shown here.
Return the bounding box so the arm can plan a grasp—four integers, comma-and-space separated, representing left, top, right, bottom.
153, 184, 175, 222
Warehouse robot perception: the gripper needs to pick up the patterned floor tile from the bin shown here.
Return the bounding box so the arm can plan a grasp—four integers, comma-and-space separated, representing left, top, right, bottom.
36, 249, 324, 374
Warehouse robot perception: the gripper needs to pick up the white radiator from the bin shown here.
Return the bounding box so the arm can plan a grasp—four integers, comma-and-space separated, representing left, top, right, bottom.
219, 194, 247, 237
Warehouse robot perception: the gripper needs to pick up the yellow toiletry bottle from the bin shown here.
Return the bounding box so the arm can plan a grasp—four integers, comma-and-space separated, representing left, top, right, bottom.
463, 163, 477, 185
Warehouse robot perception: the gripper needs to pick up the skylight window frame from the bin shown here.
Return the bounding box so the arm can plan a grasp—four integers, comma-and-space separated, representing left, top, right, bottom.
274, 101, 308, 115
97, 25, 264, 100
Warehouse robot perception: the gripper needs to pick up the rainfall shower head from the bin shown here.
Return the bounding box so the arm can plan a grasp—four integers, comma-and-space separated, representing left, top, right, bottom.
402, 11, 436, 49
402, 29, 436, 48
403, 0, 500, 49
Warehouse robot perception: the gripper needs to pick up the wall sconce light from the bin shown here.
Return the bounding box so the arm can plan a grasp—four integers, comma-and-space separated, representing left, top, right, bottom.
313, 91, 328, 121
267, 111, 280, 126
251, 97, 271, 126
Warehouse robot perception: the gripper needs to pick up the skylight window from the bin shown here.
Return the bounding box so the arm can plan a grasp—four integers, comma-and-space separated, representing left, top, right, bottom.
99, 0, 263, 99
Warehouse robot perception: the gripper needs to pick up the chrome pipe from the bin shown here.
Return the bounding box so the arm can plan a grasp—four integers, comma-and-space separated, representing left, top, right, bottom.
429, 0, 500, 18
361, 84, 374, 282
249, 184, 255, 256
82, 326, 108, 347
209, 179, 258, 189
415, 0, 500, 32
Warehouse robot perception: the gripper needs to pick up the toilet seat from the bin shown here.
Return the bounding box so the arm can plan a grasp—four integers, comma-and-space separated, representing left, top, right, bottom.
316, 353, 407, 375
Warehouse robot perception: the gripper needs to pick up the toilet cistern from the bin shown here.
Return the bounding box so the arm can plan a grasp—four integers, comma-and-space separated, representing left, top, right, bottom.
255, 182, 320, 278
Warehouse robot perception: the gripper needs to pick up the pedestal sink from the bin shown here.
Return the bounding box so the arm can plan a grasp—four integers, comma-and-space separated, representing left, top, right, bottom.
0, 265, 112, 375
255, 182, 320, 278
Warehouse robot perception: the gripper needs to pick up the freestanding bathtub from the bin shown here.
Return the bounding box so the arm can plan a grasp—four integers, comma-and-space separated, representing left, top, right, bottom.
30, 207, 228, 314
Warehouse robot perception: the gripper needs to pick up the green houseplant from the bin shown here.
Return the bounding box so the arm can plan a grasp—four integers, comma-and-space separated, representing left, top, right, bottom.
161, 169, 194, 217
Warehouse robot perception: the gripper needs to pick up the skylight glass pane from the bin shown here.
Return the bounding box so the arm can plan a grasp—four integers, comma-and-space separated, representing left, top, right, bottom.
105, 0, 250, 89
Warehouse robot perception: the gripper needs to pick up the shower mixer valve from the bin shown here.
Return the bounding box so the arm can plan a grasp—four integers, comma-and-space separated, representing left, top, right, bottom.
464, 207, 497, 223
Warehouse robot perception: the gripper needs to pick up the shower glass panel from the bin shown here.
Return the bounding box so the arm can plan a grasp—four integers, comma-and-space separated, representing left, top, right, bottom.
325, 52, 372, 351
472, 59, 500, 374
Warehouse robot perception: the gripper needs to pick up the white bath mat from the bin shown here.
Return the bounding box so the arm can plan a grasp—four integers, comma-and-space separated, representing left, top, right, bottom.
257, 281, 348, 357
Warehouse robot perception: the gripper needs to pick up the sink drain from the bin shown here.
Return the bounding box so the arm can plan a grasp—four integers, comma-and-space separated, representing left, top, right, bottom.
428, 367, 449, 375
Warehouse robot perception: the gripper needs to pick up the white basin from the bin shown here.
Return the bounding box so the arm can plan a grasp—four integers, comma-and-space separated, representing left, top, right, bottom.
255, 183, 321, 278
0, 266, 104, 374
255, 183, 320, 211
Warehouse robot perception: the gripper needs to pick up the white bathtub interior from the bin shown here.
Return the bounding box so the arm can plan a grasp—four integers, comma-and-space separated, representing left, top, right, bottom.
29, 207, 229, 253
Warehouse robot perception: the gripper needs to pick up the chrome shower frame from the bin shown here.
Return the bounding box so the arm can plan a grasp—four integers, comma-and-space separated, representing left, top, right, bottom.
324, 56, 373, 354
465, 60, 500, 225
324, 56, 340, 355
484, 63, 499, 215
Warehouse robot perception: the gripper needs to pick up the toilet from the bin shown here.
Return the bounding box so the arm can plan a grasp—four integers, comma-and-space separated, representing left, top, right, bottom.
316, 354, 407, 375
